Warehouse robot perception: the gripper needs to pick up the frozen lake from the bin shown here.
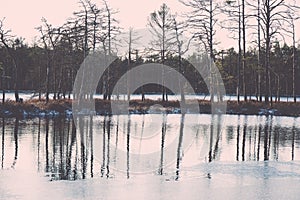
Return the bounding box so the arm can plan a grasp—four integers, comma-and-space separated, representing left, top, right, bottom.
0, 114, 300, 199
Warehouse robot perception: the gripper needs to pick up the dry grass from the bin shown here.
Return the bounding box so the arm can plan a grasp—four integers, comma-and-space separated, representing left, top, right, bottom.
0, 99, 299, 117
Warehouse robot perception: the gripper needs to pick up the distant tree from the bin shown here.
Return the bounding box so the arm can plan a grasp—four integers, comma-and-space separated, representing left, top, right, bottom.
215, 48, 238, 95
256, 0, 263, 102
0, 19, 20, 102
101, 0, 121, 100
36, 18, 61, 102
148, 3, 176, 101
272, 42, 289, 102
181, 0, 221, 102
29, 45, 45, 100
249, 0, 293, 103
0, 58, 5, 103
286, 9, 300, 102
241, 0, 247, 101
124, 27, 141, 101
66, 0, 102, 100
222, 0, 243, 102
69, 1, 90, 101
172, 15, 193, 105
223, 0, 249, 101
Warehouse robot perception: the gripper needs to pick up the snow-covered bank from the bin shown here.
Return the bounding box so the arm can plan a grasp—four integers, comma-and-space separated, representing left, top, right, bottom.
1, 92, 300, 102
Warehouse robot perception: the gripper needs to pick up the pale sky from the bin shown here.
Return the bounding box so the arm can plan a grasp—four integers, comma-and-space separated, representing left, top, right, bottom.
0, 0, 299, 50
0, 0, 187, 40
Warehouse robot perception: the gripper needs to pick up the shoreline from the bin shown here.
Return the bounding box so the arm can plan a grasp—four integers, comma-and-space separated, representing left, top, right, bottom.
0, 99, 299, 118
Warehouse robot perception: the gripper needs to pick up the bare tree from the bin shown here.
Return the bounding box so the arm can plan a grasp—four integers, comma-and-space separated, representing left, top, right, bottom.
87, 0, 101, 52
124, 27, 141, 101
252, 0, 290, 103
36, 18, 61, 102
102, 0, 121, 100
223, 0, 248, 101
173, 15, 193, 106
286, 1, 300, 103
73, 0, 97, 100
181, 0, 220, 102
148, 3, 176, 101
65, 0, 120, 100
0, 19, 20, 102
0, 60, 4, 103
241, 0, 247, 101
60, 21, 87, 99
76, 0, 105, 53
222, 0, 243, 102
181, 0, 219, 60
285, 4, 300, 102
72, 0, 96, 56
257, 0, 263, 102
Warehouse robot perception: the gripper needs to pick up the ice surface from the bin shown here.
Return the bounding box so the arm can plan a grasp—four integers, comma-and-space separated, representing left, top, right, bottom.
1, 161, 300, 200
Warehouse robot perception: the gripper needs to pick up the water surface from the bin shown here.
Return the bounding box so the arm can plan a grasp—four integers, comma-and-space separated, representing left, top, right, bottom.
1, 114, 300, 199
1, 114, 299, 180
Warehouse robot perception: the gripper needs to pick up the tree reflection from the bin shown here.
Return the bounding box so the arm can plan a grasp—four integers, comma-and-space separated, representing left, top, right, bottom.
236, 116, 240, 161
0, 114, 296, 181
126, 114, 130, 179
90, 115, 94, 178
101, 116, 106, 177
1, 118, 4, 169
100, 115, 112, 178
272, 125, 280, 161
40, 116, 95, 181
242, 116, 247, 161
78, 116, 86, 179
175, 114, 185, 181
11, 117, 19, 169
69, 119, 76, 180
158, 113, 167, 175
213, 115, 222, 160
37, 118, 41, 171
106, 116, 112, 178
45, 117, 49, 172
263, 116, 271, 161
70, 118, 78, 180
257, 124, 262, 161
208, 114, 222, 162
208, 115, 214, 163
292, 118, 296, 161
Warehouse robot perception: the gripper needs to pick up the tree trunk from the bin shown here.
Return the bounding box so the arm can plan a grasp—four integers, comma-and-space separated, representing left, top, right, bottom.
257, 0, 262, 102
2, 68, 5, 104
237, 2, 241, 103
209, 0, 215, 103
265, 6, 271, 103
292, 22, 296, 103
242, 0, 247, 102
46, 61, 50, 103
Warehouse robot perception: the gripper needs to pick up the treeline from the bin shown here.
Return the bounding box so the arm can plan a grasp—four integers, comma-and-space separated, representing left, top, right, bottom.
0, 42, 299, 101
216, 45, 300, 101
0, 0, 299, 103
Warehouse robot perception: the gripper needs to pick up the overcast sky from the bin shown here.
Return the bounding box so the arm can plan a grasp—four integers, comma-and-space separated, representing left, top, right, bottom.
0, 0, 299, 51
0, 0, 186, 39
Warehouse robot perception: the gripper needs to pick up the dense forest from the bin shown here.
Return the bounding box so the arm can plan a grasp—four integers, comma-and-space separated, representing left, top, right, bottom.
0, 0, 299, 103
